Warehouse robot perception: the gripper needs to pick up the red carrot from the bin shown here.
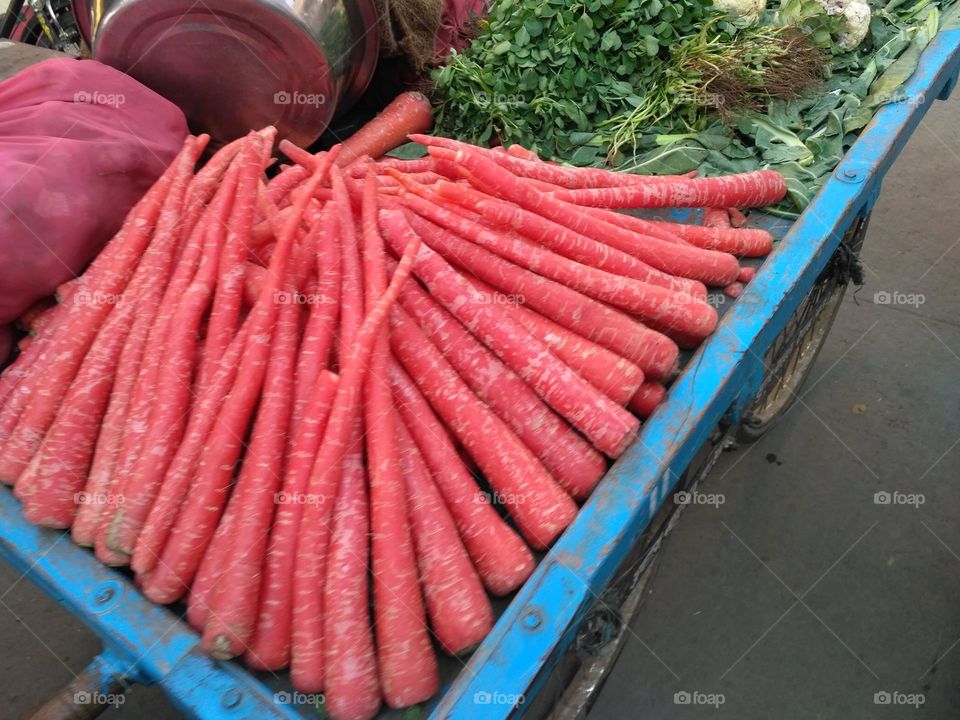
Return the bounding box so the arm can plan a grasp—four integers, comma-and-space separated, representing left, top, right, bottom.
738, 266, 757, 283
321, 439, 381, 718
142, 159, 329, 604
394, 210, 677, 378
629, 381, 667, 418
187, 498, 236, 631
506, 143, 541, 161
411, 134, 687, 189
194, 135, 263, 392
428, 146, 742, 286
576, 205, 773, 258
728, 207, 749, 228
267, 164, 309, 205
201, 295, 298, 658
390, 362, 535, 595
337, 91, 433, 167
425, 179, 705, 298
703, 207, 732, 228
129, 320, 250, 575
399, 278, 607, 498
291, 216, 421, 692
405, 201, 718, 342
548, 169, 789, 209
292, 203, 340, 425
463, 276, 644, 405
20, 162, 194, 528
101, 143, 238, 527
105, 159, 240, 558
396, 419, 493, 654
723, 282, 745, 299
349, 155, 436, 177
244, 370, 338, 671
390, 303, 577, 548
18, 313, 129, 527
389, 210, 638, 457
361, 173, 434, 705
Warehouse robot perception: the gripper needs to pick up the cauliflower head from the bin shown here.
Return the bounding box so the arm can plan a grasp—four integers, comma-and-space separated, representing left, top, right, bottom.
816, 0, 871, 49
713, 0, 767, 24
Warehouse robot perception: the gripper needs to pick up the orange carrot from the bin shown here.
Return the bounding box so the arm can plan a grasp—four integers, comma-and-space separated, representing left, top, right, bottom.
336, 92, 433, 167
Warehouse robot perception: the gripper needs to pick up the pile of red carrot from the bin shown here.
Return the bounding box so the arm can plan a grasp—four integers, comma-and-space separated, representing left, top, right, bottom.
0, 93, 784, 719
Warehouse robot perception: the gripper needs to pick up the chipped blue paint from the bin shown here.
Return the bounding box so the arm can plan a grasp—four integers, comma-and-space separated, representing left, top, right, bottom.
0, 29, 958, 720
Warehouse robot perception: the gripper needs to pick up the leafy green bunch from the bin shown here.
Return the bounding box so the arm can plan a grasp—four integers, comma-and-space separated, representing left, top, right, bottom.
432, 0, 713, 164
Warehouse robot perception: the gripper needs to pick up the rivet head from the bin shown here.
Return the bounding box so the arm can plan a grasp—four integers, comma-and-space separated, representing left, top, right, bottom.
221, 688, 242, 709
522, 608, 543, 630
94, 586, 114, 605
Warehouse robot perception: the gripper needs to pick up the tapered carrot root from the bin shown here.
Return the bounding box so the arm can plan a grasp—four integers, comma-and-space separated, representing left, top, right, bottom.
142, 144, 323, 605
383, 212, 639, 458
245, 370, 338, 671
106, 155, 242, 560
201, 296, 298, 658
336, 91, 433, 167
390, 304, 576, 549
396, 420, 493, 655
387, 200, 677, 378
427, 145, 742, 286
405, 204, 718, 344
410, 134, 688, 189
398, 277, 607, 499
359, 171, 435, 709
397, 173, 700, 297
550, 169, 788, 209
629, 382, 667, 418
464, 276, 644, 405
390, 363, 535, 595
323, 444, 382, 720
291, 212, 421, 692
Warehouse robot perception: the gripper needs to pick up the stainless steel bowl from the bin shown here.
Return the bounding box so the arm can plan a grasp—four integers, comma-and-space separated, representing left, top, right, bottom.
72, 0, 380, 145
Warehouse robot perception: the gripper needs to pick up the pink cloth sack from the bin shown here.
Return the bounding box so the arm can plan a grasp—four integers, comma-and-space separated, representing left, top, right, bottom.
0, 57, 188, 326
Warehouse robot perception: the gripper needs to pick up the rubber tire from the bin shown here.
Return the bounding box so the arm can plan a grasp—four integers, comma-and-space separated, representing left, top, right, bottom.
737, 214, 869, 443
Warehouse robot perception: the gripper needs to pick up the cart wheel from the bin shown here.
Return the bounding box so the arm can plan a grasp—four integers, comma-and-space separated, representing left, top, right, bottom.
737, 214, 868, 442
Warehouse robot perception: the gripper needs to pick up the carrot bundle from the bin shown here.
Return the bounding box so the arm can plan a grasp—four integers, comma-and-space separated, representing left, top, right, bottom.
0, 115, 782, 719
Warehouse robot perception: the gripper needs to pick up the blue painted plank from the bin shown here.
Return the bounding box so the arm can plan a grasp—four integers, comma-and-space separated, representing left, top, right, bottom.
0, 491, 304, 720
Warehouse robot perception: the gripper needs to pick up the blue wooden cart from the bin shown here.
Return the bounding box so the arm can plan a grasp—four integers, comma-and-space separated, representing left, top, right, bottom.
3, 25, 960, 720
